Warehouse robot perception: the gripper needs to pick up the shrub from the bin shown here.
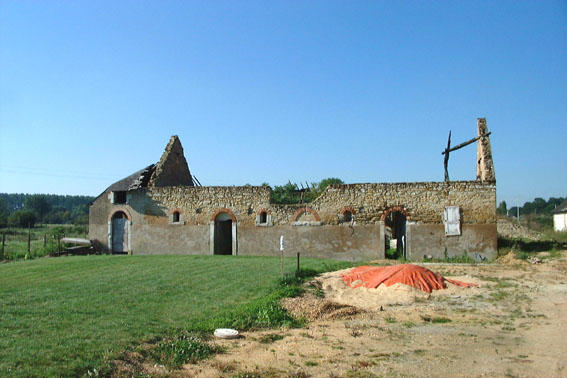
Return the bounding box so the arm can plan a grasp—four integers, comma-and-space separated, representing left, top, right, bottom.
73, 215, 89, 225
385, 248, 398, 259
152, 333, 223, 367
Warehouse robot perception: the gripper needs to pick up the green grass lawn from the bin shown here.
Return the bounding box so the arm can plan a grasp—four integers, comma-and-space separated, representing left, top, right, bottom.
0, 254, 348, 377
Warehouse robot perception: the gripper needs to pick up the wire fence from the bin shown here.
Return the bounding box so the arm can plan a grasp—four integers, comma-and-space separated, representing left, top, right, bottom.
0, 225, 88, 261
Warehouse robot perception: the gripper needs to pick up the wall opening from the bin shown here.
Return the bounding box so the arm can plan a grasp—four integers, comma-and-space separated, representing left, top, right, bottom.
259, 211, 267, 224
385, 211, 406, 259
344, 210, 353, 223
113, 191, 127, 204
172, 211, 180, 223
214, 212, 233, 255
111, 211, 129, 253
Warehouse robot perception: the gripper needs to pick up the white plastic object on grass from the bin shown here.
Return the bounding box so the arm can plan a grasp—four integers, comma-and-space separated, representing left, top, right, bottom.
214, 328, 239, 339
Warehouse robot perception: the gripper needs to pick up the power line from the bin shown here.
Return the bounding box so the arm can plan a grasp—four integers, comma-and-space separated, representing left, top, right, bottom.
0, 166, 120, 181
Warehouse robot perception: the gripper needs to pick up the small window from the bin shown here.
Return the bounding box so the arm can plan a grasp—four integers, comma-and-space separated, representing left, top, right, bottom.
113, 191, 127, 204
344, 210, 353, 223
256, 210, 272, 226
172, 211, 180, 223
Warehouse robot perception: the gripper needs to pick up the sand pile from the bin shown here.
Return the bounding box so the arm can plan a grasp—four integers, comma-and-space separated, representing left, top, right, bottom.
496, 252, 530, 265
282, 294, 361, 321
342, 264, 477, 293
312, 265, 481, 312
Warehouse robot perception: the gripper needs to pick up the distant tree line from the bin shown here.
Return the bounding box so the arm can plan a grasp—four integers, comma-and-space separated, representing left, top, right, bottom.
0, 193, 95, 228
497, 197, 566, 217
497, 196, 566, 231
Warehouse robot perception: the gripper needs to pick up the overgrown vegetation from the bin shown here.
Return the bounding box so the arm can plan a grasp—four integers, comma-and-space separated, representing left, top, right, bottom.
268, 178, 344, 204
0, 255, 351, 377
498, 233, 567, 260
152, 332, 224, 367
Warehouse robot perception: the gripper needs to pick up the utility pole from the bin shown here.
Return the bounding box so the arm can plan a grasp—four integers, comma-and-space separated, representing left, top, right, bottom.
516, 197, 520, 224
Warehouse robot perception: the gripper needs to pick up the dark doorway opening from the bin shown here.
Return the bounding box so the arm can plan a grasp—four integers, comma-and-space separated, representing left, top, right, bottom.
214, 212, 233, 255
259, 211, 267, 224
385, 211, 406, 259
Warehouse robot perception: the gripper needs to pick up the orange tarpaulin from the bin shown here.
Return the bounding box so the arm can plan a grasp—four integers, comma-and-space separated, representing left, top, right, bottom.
341, 264, 476, 293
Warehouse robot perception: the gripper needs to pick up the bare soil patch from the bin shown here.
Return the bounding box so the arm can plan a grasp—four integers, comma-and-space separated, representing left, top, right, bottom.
132, 252, 567, 377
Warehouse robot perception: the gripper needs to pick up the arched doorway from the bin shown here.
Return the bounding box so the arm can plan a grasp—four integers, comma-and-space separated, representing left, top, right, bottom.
384, 211, 407, 259
111, 211, 129, 253
214, 212, 233, 255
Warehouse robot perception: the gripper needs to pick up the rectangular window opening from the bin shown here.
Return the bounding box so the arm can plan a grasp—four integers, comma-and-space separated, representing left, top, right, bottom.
114, 191, 127, 204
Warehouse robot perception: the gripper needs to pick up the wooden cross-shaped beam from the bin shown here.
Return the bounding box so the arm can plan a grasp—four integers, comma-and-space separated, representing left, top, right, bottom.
442, 131, 491, 182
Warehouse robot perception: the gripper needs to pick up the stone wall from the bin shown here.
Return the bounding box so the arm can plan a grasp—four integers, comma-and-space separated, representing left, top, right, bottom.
89, 179, 496, 260
149, 135, 194, 187
119, 180, 496, 228
311, 181, 496, 225
137, 186, 272, 226
476, 118, 496, 182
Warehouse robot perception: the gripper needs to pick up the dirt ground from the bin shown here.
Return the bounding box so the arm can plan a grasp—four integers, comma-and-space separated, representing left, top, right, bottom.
158, 252, 567, 377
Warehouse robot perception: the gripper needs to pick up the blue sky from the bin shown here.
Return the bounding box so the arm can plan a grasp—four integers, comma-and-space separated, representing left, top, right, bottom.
1, 1, 565, 207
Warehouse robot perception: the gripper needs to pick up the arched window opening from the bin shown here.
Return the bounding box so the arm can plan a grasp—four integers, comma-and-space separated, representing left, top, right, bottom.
172, 211, 180, 223
259, 211, 267, 224
344, 210, 353, 223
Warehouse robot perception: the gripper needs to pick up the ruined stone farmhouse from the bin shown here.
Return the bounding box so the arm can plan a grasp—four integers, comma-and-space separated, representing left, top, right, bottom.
89, 118, 497, 261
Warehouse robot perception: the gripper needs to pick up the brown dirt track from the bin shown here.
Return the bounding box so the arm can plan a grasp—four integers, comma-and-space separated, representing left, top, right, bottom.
134, 252, 567, 377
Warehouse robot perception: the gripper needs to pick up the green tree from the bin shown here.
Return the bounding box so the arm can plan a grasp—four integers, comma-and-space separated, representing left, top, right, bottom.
25, 195, 52, 223
272, 182, 301, 204
496, 201, 507, 216
0, 197, 9, 227
271, 178, 344, 204
317, 177, 344, 192
8, 210, 37, 228
305, 177, 344, 202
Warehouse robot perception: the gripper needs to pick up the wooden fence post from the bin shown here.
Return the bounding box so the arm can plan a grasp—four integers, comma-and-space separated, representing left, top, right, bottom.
27, 223, 31, 253
1, 233, 5, 260
297, 252, 300, 274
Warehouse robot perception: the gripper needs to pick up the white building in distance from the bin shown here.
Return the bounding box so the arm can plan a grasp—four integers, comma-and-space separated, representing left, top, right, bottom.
552, 202, 567, 232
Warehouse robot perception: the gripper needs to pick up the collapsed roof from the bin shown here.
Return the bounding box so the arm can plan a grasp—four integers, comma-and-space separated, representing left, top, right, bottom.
102, 135, 194, 194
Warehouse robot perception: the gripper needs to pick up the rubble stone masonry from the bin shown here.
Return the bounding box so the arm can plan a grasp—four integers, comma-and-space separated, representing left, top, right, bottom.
133, 180, 495, 227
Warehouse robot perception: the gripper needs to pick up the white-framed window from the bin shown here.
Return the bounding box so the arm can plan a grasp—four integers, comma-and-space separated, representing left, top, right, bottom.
255, 211, 273, 226
443, 206, 461, 236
